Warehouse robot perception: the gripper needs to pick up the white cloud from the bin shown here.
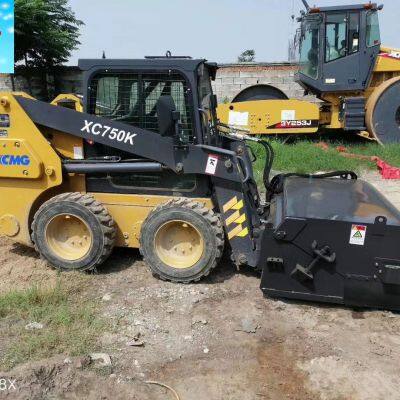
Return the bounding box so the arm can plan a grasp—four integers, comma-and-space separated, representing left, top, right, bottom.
1, 3, 10, 9
3, 13, 12, 20
7, 26, 13, 34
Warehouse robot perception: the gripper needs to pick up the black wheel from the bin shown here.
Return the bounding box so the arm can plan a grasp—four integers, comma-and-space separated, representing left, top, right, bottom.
31, 193, 115, 271
232, 84, 288, 102
366, 77, 400, 144
140, 198, 224, 283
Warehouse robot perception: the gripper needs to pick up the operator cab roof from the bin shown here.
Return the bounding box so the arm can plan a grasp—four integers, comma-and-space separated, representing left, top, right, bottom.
78, 58, 218, 77
309, 3, 379, 12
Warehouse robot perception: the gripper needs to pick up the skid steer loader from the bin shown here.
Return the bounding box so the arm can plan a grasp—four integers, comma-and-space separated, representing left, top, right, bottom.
217, 2, 400, 144
0, 56, 400, 310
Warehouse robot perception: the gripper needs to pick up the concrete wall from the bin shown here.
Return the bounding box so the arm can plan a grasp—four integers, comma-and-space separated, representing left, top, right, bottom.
0, 62, 306, 103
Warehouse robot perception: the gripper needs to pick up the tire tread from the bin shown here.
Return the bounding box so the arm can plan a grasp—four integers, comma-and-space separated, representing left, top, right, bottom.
31, 192, 115, 271
140, 198, 224, 283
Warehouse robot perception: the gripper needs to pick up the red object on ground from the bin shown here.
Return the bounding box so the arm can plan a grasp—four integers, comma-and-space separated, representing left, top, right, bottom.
315, 142, 330, 151
374, 157, 400, 179
314, 142, 400, 180
336, 145, 347, 153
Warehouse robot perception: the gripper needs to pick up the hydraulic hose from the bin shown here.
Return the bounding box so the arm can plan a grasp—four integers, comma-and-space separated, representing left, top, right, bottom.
266, 170, 358, 203
219, 126, 358, 204
222, 130, 274, 191
258, 139, 274, 189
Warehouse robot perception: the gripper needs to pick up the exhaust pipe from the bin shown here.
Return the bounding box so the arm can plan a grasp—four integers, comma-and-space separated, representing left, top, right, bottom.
301, 0, 310, 11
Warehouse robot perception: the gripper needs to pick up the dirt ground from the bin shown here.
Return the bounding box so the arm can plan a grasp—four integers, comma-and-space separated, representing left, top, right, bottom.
1, 171, 400, 400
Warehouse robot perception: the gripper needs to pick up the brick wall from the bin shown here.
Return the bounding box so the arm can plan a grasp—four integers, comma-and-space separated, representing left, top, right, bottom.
0, 66, 82, 101
212, 62, 306, 103
0, 62, 309, 103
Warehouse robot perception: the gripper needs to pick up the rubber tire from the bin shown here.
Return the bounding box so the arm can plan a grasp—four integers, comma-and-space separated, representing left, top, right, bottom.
140, 198, 224, 283
366, 76, 400, 144
31, 192, 115, 271
232, 84, 288, 103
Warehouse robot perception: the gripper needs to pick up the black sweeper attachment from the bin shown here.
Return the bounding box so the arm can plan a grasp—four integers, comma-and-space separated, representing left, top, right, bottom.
260, 176, 400, 310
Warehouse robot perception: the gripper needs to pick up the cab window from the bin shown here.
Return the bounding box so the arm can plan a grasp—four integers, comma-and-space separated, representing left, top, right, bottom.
325, 13, 347, 62
90, 72, 194, 143
348, 12, 360, 54
87, 71, 197, 192
299, 20, 320, 79
366, 11, 381, 47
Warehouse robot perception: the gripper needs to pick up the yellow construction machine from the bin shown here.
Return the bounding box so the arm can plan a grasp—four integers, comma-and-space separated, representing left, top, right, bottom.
217, 2, 400, 144
1, 56, 400, 310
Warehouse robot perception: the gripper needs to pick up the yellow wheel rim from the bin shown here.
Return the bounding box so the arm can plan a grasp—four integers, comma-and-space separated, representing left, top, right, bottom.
154, 220, 204, 269
45, 214, 93, 261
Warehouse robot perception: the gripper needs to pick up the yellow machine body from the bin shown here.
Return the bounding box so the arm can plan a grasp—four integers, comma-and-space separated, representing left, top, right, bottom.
217, 99, 320, 135
217, 47, 400, 139
0, 92, 212, 249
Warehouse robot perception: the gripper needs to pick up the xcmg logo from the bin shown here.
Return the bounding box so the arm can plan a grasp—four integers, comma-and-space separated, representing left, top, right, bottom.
0, 155, 30, 166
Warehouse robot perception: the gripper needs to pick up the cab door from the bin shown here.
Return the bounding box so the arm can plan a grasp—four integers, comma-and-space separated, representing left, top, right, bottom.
322, 11, 361, 91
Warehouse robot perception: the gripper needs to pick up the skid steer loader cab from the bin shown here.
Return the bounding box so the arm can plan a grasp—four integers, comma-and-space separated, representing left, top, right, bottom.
79, 58, 218, 146
298, 3, 382, 93
76, 58, 223, 197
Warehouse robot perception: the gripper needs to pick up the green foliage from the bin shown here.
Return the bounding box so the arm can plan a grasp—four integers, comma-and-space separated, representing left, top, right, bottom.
0, 282, 103, 370
15, 0, 83, 68
238, 49, 256, 63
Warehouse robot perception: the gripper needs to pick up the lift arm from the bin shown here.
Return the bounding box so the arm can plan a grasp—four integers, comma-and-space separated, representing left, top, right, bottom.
15, 96, 247, 184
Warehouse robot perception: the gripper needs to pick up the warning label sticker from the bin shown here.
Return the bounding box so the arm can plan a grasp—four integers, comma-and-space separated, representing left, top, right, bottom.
205, 155, 219, 175
281, 110, 296, 121
228, 111, 249, 126
349, 224, 367, 246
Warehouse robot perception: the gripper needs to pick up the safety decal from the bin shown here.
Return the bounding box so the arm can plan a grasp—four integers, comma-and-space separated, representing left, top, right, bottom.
228, 110, 249, 126
73, 146, 84, 160
380, 51, 400, 60
205, 154, 219, 175
349, 224, 366, 246
281, 110, 296, 121
222, 196, 248, 239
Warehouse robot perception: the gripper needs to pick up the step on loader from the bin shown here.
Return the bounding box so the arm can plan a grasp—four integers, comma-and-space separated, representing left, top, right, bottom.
0, 57, 399, 310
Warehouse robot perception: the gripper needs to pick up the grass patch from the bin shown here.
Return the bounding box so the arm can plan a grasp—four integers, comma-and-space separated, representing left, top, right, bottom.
250, 139, 400, 183
0, 281, 103, 370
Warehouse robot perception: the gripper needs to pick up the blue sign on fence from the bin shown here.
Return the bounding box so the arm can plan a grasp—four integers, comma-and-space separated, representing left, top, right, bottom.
0, 0, 13, 74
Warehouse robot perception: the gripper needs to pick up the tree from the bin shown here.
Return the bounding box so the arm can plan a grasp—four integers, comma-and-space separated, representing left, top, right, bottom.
237, 49, 256, 63
15, 0, 83, 68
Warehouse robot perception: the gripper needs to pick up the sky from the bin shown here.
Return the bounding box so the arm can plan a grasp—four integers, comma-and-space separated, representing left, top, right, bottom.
0, 0, 13, 72
68, 0, 400, 65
